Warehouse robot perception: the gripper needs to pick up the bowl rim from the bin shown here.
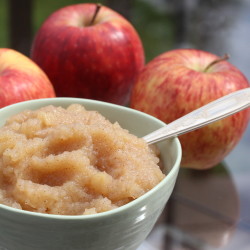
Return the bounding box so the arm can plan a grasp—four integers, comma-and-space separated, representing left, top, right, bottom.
0, 98, 182, 220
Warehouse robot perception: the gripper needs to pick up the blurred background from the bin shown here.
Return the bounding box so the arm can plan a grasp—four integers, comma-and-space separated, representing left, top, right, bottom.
0, 0, 249, 67
1, 0, 249, 85
1, 0, 250, 249
1, 0, 249, 81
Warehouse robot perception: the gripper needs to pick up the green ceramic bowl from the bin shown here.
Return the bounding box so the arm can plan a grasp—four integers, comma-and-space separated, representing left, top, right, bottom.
0, 98, 182, 250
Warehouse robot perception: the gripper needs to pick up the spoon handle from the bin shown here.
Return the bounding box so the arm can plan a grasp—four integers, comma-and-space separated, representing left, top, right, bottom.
143, 88, 250, 144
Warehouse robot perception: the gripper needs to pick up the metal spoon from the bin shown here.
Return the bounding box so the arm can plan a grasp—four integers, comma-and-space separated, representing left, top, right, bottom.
143, 88, 250, 144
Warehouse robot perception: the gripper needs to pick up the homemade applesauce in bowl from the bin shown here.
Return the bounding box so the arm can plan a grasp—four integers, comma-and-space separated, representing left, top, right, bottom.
0, 98, 181, 250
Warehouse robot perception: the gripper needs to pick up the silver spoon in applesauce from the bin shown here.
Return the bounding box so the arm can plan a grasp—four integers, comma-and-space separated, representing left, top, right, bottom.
143, 88, 250, 144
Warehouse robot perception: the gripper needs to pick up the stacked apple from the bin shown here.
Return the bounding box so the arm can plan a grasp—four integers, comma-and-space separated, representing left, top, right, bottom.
130, 49, 250, 169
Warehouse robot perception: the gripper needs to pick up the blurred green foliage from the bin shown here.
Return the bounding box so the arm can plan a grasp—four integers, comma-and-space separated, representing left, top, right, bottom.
0, 0, 175, 62
132, 0, 175, 62
0, 0, 9, 47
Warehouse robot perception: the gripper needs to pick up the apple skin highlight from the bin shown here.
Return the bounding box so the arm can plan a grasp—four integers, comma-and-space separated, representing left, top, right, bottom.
130, 48, 250, 169
31, 3, 145, 105
0, 48, 55, 108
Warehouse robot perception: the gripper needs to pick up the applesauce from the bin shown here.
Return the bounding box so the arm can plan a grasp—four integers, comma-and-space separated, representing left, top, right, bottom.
0, 104, 165, 215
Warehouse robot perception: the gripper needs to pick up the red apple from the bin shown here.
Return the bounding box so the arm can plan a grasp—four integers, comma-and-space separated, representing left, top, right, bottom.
0, 48, 55, 108
130, 48, 250, 169
31, 3, 145, 105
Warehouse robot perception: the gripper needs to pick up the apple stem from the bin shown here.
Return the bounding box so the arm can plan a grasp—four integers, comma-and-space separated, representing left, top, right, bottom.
89, 3, 102, 26
204, 54, 230, 72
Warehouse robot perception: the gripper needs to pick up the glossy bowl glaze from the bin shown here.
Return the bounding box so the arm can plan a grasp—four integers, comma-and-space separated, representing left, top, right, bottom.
0, 98, 182, 250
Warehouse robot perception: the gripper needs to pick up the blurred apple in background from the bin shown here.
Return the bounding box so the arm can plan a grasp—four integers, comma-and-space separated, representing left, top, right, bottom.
31, 3, 145, 105
0, 48, 55, 108
130, 48, 250, 169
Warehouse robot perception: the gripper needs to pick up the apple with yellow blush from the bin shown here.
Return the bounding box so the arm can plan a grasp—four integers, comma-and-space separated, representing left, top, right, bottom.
0, 48, 55, 108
